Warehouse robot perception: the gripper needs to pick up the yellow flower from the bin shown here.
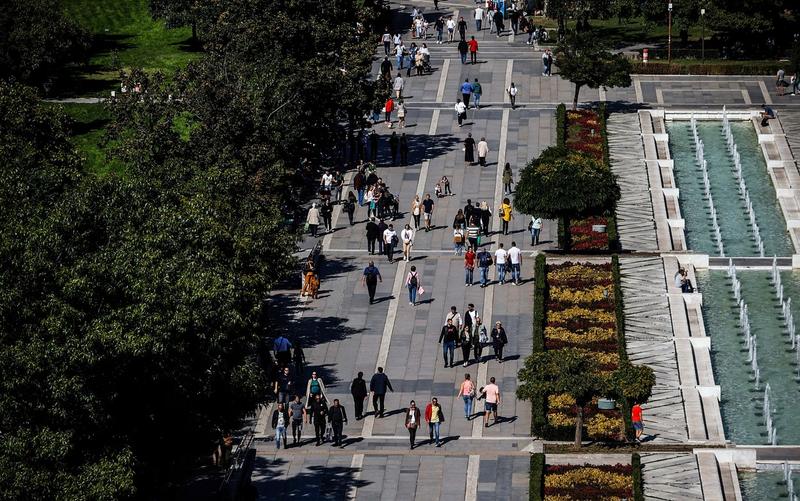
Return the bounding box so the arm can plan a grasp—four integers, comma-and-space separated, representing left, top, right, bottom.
545, 326, 615, 344
547, 264, 611, 284
548, 307, 615, 325
547, 412, 576, 428
587, 414, 625, 440
549, 285, 611, 304
548, 393, 577, 409
545, 467, 632, 490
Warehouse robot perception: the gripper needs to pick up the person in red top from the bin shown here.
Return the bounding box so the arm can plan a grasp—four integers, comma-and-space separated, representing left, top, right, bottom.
424, 397, 445, 447
384, 97, 395, 128
467, 36, 478, 64
632, 403, 644, 442
464, 247, 476, 286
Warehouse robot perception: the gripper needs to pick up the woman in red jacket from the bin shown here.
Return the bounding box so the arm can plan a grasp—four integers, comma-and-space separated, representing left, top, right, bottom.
385, 97, 395, 128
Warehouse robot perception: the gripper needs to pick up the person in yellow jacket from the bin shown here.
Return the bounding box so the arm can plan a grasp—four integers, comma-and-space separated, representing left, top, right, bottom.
499, 198, 512, 235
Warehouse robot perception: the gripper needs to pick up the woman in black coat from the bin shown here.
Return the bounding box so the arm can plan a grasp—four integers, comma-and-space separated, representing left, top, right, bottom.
464, 133, 475, 165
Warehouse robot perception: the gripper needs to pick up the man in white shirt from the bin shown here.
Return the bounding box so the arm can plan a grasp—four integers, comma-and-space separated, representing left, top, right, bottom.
455, 99, 467, 127
474, 6, 483, 31
477, 137, 489, 167
446, 305, 462, 331
383, 224, 398, 263
508, 241, 522, 285
321, 171, 333, 189
446, 17, 456, 42
400, 224, 414, 262
494, 242, 508, 285
395, 43, 405, 69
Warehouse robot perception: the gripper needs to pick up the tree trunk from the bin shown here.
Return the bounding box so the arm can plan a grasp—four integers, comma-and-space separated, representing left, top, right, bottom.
574, 404, 583, 448
561, 215, 572, 251
572, 83, 582, 110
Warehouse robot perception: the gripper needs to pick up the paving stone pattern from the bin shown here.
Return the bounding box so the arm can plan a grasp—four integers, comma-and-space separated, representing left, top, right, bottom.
640, 453, 704, 501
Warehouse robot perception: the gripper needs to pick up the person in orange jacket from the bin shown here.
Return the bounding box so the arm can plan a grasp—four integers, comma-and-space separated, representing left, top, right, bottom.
384, 97, 395, 128
424, 397, 445, 447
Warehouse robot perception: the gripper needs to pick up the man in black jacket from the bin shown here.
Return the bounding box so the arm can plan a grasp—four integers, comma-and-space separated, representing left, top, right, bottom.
271, 403, 290, 449
369, 367, 394, 418
308, 394, 329, 445
439, 318, 459, 368
328, 399, 349, 446
366, 217, 380, 255
350, 371, 368, 420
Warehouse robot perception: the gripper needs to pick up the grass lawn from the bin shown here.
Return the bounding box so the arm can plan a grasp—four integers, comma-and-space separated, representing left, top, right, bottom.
52, 103, 124, 176
58, 0, 200, 97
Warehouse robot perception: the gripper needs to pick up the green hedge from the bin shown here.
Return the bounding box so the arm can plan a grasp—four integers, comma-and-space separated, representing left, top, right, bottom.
612, 254, 635, 441
607, 214, 620, 252
531, 253, 548, 437
530, 453, 545, 501
556, 103, 566, 148
632, 61, 783, 75
632, 453, 644, 501
598, 101, 610, 169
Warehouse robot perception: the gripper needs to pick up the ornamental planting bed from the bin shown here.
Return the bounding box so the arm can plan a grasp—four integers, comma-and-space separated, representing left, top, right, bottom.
530, 453, 644, 501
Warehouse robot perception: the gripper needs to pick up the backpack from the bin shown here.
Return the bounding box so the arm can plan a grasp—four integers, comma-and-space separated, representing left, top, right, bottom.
409, 273, 418, 288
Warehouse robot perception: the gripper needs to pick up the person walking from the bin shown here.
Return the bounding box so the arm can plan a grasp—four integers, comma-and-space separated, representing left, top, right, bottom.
422, 194, 435, 231
460, 79, 473, 108
274, 366, 293, 404
632, 403, 645, 442
401, 223, 414, 262
377, 219, 387, 254
435, 16, 444, 44
478, 246, 492, 287
499, 197, 512, 235
464, 133, 476, 165
457, 374, 476, 419
289, 395, 306, 446
397, 100, 407, 128
370, 367, 394, 418
453, 227, 465, 255
382, 31, 392, 56
464, 246, 476, 286
502, 163, 513, 195
447, 16, 456, 42
439, 317, 459, 368
507, 82, 518, 109
483, 377, 501, 427
477, 137, 489, 167
474, 5, 483, 31
354, 169, 366, 206
384, 96, 395, 127
455, 99, 467, 127
472, 78, 482, 109
320, 199, 333, 233
459, 318, 472, 366
328, 399, 348, 447
442, 175, 451, 196
467, 218, 480, 251
272, 402, 289, 449
494, 243, 508, 285
273, 334, 293, 367
405, 400, 422, 449
306, 371, 329, 403
395, 41, 405, 69
491, 321, 508, 362
383, 223, 398, 263
410, 195, 422, 229
366, 217, 380, 254
406, 265, 422, 305
344, 192, 356, 225
350, 372, 368, 420
457, 38, 468, 64
508, 241, 522, 285
468, 36, 478, 64
399, 133, 409, 165
369, 130, 379, 163
308, 394, 329, 445
425, 397, 445, 446
362, 260, 382, 304
480, 201, 491, 235
458, 16, 467, 41
306, 203, 320, 237
493, 9, 504, 37
389, 131, 399, 165
530, 216, 543, 245
472, 316, 488, 363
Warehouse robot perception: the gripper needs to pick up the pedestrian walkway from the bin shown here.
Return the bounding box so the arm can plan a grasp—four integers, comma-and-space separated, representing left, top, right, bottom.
607, 113, 659, 252
640, 453, 704, 501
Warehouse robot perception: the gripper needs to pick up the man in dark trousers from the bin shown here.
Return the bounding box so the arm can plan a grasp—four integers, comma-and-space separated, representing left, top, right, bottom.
399, 133, 409, 166
273, 334, 292, 367
370, 367, 394, 417
328, 399, 349, 447
350, 371, 369, 420
361, 261, 382, 304
389, 131, 399, 165
491, 321, 509, 362
493, 9, 504, 37
438, 318, 459, 368
380, 56, 392, 80
366, 217, 380, 255
308, 394, 329, 446
369, 129, 379, 162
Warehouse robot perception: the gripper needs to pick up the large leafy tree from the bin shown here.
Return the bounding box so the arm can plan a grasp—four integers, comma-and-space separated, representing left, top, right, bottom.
554, 32, 632, 110
515, 147, 620, 251
0, 0, 89, 86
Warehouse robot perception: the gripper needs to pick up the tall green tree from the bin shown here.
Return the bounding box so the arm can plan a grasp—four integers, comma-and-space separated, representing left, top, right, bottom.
515, 147, 620, 251
0, 0, 89, 86
554, 32, 632, 109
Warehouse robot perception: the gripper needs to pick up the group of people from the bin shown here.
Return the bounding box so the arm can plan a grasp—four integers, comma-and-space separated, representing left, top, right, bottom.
438, 304, 509, 365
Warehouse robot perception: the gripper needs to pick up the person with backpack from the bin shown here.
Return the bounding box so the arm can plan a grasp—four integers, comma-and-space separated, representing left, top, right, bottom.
457, 374, 476, 419
406, 265, 422, 306
425, 397, 445, 446
305, 371, 329, 403
477, 247, 493, 287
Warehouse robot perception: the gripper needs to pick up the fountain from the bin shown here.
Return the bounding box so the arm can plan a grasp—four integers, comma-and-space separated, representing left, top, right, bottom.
763, 383, 778, 445
692, 114, 725, 256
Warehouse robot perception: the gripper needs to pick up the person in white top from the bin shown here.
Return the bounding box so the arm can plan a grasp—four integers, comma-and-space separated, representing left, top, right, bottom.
474, 7, 483, 31
455, 99, 467, 127
530, 216, 542, 245
321, 171, 333, 189
410, 195, 422, 229
446, 305, 462, 331
401, 223, 414, 262
507, 82, 518, 110
494, 242, 508, 285
393, 73, 404, 99
395, 43, 405, 69
477, 137, 489, 167
507, 241, 522, 285
382, 32, 392, 55
383, 224, 398, 263
446, 17, 456, 42
483, 376, 501, 427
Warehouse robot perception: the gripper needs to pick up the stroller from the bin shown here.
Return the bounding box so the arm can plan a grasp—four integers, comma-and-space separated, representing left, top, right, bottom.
421, 53, 433, 74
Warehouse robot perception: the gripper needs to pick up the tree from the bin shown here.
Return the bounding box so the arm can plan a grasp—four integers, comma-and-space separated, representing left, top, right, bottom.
515, 147, 620, 250
545, 0, 611, 37
517, 349, 607, 447
0, 0, 89, 87
609, 361, 656, 404
554, 32, 631, 110
149, 0, 205, 45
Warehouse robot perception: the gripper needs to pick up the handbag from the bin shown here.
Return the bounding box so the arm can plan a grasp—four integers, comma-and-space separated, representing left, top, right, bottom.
418, 286, 425, 295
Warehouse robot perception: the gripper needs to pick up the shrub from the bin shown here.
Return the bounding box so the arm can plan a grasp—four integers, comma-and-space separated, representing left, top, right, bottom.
632, 61, 784, 75
633, 453, 644, 501
611, 255, 627, 362
531, 253, 548, 436
530, 453, 545, 501
556, 103, 566, 147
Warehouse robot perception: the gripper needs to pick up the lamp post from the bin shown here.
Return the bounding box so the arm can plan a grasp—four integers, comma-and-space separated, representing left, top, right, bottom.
668, 2, 673, 64
701, 8, 706, 64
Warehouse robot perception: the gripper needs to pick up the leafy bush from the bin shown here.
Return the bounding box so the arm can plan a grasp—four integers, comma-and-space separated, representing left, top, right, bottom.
556, 103, 566, 147
530, 453, 545, 501
531, 253, 548, 437
632, 61, 784, 75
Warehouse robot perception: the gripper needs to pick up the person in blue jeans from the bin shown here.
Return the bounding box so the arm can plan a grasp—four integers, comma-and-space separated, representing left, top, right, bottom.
460, 78, 473, 108
425, 398, 445, 447
271, 403, 289, 449
439, 318, 459, 368
477, 248, 492, 287
406, 265, 421, 305
494, 243, 508, 285
458, 374, 476, 419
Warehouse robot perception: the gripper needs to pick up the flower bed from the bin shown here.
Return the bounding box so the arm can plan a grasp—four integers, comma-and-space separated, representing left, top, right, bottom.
544, 463, 634, 500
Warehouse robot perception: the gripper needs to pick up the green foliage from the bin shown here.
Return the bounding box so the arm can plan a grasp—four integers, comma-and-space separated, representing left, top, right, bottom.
51, 103, 126, 176
531, 254, 548, 437
555, 32, 632, 109
0, 0, 89, 86
530, 453, 545, 501
612, 255, 626, 361
556, 103, 567, 147
632, 61, 785, 75
610, 362, 656, 404
632, 453, 644, 501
